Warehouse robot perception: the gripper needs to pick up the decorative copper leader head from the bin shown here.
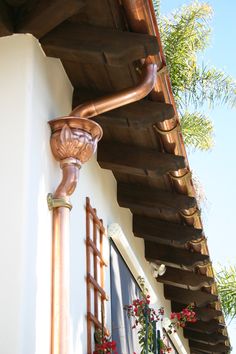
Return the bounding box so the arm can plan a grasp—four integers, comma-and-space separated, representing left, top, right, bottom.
49, 116, 103, 165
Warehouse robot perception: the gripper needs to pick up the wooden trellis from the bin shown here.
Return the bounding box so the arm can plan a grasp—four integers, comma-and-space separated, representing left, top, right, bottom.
86, 197, 108, 354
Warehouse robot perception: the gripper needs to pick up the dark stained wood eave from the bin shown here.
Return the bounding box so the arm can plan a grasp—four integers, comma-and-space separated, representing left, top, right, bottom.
145, 241, 210, 270
0, 0, 230, 350
40, 23, 159, 66
94, 100, 175, 128
98, 141, 186, 177
189, 340, 230, 353
133, 215, 203, 246
157, 267, 214, 289
172, 302, 223, 322
118, 182, 197, 214
184, 329, 227, 345
185, 320, 225, 334
16, 0, 86, 38
164, 285, 218, 307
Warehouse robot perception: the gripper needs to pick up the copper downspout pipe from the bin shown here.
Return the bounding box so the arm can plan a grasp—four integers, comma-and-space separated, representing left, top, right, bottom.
48, 120, 102, 354
70, 58, 157, 118
47, 59, 157, 354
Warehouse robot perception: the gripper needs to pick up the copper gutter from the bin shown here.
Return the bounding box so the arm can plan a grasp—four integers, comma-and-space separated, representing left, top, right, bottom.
122, 0, 196, 222
121, 0, 207, 262
122, 0, 229, 346
47, 59, 156, 354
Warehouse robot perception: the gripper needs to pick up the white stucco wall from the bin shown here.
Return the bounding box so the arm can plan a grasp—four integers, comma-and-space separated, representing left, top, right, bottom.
0, 35, 190, 354
0, 34, 73, 354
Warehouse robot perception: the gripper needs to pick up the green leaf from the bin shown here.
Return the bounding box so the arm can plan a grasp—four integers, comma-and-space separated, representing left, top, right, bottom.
180, 111, 214, 151
215, 264, 236, 321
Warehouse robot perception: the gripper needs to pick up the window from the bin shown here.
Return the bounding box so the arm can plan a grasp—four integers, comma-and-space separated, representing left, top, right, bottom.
110, 241, 141, 354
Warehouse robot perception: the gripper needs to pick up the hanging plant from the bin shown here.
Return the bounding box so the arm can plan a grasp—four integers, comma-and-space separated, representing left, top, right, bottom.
168, 305, 197, 334
124, 277, 197, 354
93, 329, 118, 354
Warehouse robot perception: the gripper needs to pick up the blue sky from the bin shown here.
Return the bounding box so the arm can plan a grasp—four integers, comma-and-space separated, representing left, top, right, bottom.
161, 0, 236, 350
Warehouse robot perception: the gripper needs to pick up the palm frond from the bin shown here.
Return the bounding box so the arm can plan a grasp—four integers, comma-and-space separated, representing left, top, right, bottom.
159, 2, 213, 104
184, 65, 236, 109
215, 264, 236, 321
152, 0, 161, 19
180, 111, 214, 151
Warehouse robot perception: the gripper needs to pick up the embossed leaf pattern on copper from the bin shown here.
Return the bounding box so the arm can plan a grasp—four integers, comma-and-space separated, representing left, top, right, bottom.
55, 124, 97, 163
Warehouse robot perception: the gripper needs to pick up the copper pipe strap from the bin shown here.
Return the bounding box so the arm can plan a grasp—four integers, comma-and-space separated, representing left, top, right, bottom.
47, 193, 72, 211
169, 170, 192, 181
153, 123, 179, 135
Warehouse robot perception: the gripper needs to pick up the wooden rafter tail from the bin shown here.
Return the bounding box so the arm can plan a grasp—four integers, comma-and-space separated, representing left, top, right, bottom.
40, 23, 159, 66
117, 182, 197, 214
94, 100, 175, 128
133, 215, 203, 246
164, 285, 218, 307
16, 0, 86, 38
171, 302, 222, 322
145, 241, 210, 270
156, 267, 214, 290
185, 319, 225, 334
189, 340, 230, 353
98, 141, 186, 177
184, 329, 227, 345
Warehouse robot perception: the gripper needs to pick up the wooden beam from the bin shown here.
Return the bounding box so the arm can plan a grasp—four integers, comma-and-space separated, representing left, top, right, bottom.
172, 302, 222, 322
5, 0, 26, 5
185, 319, 224, 334
134, 215, 202, 246
145, 242, 209, 270
189, 340, 230, 353
40, 23, 159, 66
156, 267, 214, 290
16, 0, 85, 38
98, 142, 186, 177
94, 100, 175, 128
164, 285, 218, 306
118, 182, 197, 214
73, 91, 176, 129
184, 329, 227, 345
0, 1, 13, 37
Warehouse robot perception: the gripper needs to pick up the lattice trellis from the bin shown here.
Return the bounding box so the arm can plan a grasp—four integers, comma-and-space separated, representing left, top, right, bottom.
86, 197, 108, 354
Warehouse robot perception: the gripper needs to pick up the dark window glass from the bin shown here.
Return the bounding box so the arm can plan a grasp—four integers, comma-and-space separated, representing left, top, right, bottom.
110, 241, 141, 354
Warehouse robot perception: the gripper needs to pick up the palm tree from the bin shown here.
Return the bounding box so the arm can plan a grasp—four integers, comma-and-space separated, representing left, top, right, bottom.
154, 1, 236, 151
216, 264, 236, 323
